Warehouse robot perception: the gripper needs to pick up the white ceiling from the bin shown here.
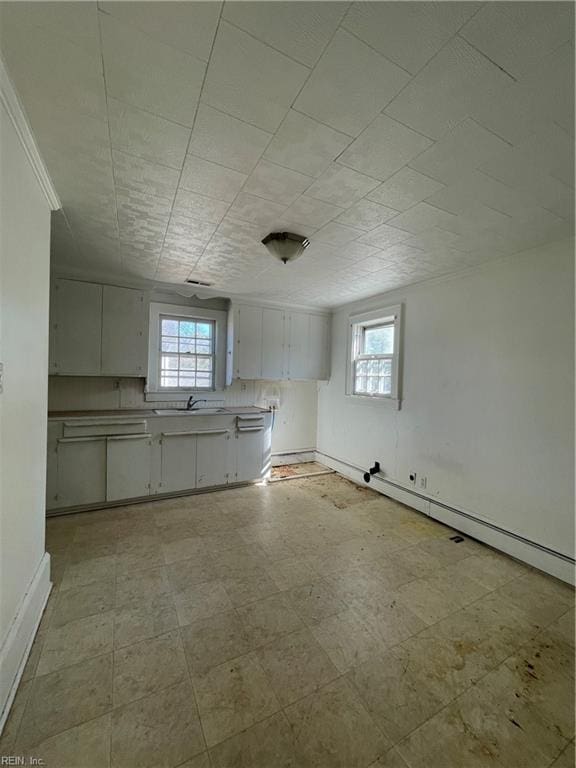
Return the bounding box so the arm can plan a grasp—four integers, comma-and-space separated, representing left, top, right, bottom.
1, 1, 574, 308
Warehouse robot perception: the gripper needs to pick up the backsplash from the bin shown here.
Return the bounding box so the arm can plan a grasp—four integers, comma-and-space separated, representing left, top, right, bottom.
48, 376, 318, 453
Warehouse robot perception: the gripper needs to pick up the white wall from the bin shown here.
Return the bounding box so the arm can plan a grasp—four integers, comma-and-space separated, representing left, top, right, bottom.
0, 99, 52, 720
318, 239, 575, 568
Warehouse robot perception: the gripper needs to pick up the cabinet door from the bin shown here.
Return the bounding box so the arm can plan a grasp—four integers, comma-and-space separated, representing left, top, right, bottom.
236, 306, 262, 379
160, 433, 197, 493
197, 430, 230, 488
107, 435, 152, 501
235, 428, 265, 482
51, 279, 102, 374
57, 437, 106, 507
261, 308, 286, 379
308, 314, 330, 380
287, 312, 310, 379
102, 286, 146, 376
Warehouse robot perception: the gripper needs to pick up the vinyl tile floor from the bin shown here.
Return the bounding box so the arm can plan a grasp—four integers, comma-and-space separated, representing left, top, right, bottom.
1, 475, 574, 768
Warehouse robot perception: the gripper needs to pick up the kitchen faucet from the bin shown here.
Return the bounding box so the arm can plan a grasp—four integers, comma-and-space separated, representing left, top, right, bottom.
186, 397, 207, 411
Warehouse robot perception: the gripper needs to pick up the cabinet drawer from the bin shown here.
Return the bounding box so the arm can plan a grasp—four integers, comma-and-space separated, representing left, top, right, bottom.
63, 419, 148, 437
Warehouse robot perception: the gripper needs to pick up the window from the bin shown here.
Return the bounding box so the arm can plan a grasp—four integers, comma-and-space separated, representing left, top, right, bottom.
347, 304, 402, 404
159, 315, 215, 390
147, 302, 227, 398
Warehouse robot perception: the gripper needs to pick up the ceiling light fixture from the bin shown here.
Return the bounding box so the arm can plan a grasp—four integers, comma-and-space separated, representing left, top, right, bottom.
261, 231, 310, 265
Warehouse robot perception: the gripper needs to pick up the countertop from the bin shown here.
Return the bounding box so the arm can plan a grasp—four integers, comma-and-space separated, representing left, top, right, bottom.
48, 406, 270, 420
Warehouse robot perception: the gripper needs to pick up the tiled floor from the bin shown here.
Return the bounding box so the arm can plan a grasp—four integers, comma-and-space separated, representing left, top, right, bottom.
1, 475, 574, 768
270, 461, 332, 480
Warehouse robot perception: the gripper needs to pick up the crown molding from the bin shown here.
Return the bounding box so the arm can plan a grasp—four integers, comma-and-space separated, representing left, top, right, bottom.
0, 57, 61, 211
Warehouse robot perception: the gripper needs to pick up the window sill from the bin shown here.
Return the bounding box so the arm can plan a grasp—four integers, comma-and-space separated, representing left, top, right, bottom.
345, 394, 401, 410
145, 390, 219, 402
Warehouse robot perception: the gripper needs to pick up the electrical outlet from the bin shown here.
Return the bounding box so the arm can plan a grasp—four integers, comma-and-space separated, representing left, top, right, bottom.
240, 383, 247, 392
420, 476, 427, 490
409, 472, 417, 485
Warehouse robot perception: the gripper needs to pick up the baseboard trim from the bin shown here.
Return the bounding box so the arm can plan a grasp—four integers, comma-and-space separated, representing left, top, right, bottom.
0, 553, 52, 734
271, 450, 316, 466
315, 451, 575, 585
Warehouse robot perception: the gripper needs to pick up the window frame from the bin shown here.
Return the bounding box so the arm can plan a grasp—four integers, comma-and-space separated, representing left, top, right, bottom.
158, 313, 216, 392
346, 303, 402, 407
146, 302, 227, 399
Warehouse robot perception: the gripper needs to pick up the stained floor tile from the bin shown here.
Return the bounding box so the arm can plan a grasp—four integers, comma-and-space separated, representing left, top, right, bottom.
111, 681, 204, 768
6, 475, 573, 766
194, 651, 280, 747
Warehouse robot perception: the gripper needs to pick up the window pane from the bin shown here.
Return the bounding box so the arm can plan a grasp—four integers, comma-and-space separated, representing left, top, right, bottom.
161, 355, 179, 370
161, 339, 178, 353
179, 339, 195, 354
180, 321, 196, 337
197, 323, 212, 339
180, 356, 197, 370
196, 339, 211, 354
161, 375, 178, 388
197, 357, 212, 371
364, 325, 394, 355
161, 319, 178, 336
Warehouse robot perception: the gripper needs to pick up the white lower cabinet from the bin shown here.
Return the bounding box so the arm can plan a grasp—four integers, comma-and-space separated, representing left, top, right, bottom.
106, 435, 152, 501
197, 429, 231, 488
47, 413, 271, 512
160, 432, 197, 494
235, 427, 265, 483
57, 437, 106, 507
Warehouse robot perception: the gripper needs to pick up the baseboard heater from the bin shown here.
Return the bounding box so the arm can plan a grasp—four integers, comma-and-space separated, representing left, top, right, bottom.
315, 450, 575, 585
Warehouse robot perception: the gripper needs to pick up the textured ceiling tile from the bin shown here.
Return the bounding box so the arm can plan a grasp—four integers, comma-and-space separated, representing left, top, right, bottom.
188, 104, 272, 174
294, 30, 410, 138
0, 2, 101, 51
409, 118, 510, 185
264, 110, 351, 178
98, 1, 221, 61
425, 170, 530, 217
202, 22, 309, 133
334, 242, 384, 263
180, 156, 247, 203
480, 145, 575, 219
116, 187, 172, 247
284, 196, 346, 229
385, 36, 512, 141
339, 115, 432, 181
438, 205, 514, 238
112, 150, 180, 201
404, 228, 465, 251
172, 188, 230, 224
314, 222, 364, 245
244, 160, 313, 206
164, 213, 218, 250
387, 202, 458, 234
228, 193, 287, 227
336, 200, 398, 231
357, 224, 411, 249
100, 13, 204, 127
460, 1, 574, 80
343, 1, 481, 75
306, 164, 380, 208
0, 20, 106, 121
108, 98, 190, 169
367, 167, 445, 212
222, 1, 346, 68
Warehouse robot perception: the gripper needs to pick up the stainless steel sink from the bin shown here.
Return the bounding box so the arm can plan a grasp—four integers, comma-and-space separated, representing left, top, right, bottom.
154, 408, 226, 415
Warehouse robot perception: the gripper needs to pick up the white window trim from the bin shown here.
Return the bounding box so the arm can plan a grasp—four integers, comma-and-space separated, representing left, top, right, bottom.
345, 303, 402, 408
146, 302, 227, 400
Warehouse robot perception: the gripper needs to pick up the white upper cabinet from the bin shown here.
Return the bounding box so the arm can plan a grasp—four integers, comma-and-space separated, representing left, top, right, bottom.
231, 303, 330, 381
101, 285, 147, 376
50, 279, 102, 375
234, 304, 263, 379
287, 312, 309, 379
50, 279, 147, 376
261, 308, 286, 379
